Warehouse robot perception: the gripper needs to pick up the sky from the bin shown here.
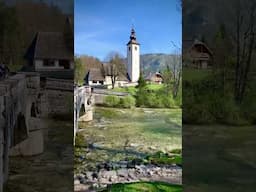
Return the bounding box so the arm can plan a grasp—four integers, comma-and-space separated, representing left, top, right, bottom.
75, 0, 181, 61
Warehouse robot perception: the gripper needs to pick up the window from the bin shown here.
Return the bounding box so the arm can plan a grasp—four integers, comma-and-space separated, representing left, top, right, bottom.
59, 60, 70, 69
99, 81, 104, 85
92, 80, 97, 84
129, 47, 131, 51
135, 46, 137, 50
43, 59, 55, 67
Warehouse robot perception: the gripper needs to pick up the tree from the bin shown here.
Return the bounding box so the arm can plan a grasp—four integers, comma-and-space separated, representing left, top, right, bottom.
105, 52, 126, 89
230, 0, 256, 103
74, 57, 85, 85
163, 53, 182, 98
0, 3, 21, 69
137, 73, 146, 89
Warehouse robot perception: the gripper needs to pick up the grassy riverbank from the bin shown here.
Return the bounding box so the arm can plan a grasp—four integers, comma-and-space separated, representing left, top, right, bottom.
183, 125, 256, 192
102, 182, 182, 192
75, 107, 182, 172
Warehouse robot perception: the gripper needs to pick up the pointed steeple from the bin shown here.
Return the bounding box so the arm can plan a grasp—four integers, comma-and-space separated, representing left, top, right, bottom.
127, 27, 140, 45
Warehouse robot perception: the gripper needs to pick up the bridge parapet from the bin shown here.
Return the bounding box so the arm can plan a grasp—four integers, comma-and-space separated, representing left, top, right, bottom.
74, 86, 93, 144
0, 73, 43, 191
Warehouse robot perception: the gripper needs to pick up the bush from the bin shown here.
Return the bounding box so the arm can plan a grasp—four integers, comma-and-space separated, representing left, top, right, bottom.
119, 96, 136, 108
162, 95, 176, 108
104, 95, 120, 107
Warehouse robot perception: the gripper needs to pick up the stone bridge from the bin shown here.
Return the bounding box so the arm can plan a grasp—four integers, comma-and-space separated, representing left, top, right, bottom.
0, 73, 43, 192
0, 73, 73, 192
74, 86, 93, 144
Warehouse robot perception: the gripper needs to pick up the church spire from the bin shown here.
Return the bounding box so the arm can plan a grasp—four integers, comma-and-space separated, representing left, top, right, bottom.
127, 27, 140, 45
130, 27, 136, 41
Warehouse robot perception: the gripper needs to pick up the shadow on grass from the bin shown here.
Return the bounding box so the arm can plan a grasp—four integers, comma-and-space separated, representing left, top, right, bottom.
88, 145, 148, 158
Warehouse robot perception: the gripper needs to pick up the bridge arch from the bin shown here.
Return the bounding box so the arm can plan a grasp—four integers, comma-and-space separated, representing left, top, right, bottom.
74, 86, 93, 144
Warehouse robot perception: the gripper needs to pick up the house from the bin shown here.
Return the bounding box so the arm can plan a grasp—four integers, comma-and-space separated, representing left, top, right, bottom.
25, 31, 74, 71
23, 17, 74, 80
183, 39, 213, 69
145, 72, 163, 84
84, 64, 130, 88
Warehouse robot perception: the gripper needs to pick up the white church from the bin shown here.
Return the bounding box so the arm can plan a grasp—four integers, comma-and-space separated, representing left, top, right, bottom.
85, 27, 140, 88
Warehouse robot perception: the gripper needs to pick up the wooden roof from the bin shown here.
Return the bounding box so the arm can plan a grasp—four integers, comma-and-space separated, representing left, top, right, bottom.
26, 32, 73, 60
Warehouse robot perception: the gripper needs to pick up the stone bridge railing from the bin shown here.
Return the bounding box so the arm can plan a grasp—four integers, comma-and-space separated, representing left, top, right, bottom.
0, 73, 44, 192
74, 86, 93, 144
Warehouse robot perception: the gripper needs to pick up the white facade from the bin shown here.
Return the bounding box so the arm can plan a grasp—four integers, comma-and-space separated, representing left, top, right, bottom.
127, 44, 140, 82
127, 28, 140, 82
34, 59, 74, 71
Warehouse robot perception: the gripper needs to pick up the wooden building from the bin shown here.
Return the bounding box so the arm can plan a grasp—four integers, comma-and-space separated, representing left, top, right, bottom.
145, 72, 163, 84
183, 39, 213, 69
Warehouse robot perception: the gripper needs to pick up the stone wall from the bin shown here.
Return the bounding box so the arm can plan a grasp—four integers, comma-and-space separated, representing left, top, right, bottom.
39, 78, 73, 117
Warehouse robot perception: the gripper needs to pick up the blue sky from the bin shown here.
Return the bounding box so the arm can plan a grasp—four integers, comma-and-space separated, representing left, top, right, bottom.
75, 0, 181, 61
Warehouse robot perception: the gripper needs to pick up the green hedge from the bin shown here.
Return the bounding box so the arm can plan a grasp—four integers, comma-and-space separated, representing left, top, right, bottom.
104, 95, 120, 107
119, 95, 136, 108
104, 95, 136, 108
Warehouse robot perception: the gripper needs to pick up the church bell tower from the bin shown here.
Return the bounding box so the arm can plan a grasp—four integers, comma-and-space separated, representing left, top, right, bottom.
127, 27, 140, 82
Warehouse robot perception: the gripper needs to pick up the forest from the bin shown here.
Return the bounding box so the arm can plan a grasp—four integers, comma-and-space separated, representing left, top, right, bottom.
0, 1, 71, 71
183, 0, 256, 125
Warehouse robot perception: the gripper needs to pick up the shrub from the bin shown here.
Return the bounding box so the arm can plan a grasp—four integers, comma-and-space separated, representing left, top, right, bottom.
119, 96, 136, 108
104, 95, 120, 107
162, 95, 176, 108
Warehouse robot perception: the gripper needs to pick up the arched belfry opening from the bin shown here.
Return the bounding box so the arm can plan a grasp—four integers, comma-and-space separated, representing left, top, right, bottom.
79, 104, 86, 117
13, 112, 28, 146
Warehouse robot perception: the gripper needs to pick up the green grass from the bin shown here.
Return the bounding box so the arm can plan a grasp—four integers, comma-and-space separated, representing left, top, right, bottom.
113, 87, 137, 95
145, 83, 164, 90
146, 151, 182, 166
102, 182, 182, 192
183, 125, 256, 192
183, 68, 212, 81
112, 84, 163, 95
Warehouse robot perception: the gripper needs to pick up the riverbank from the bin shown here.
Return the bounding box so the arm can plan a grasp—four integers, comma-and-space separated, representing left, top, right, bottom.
75, 107, 182, 191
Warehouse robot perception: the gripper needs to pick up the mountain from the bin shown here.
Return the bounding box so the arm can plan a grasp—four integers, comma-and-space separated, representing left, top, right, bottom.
123, 53, 179, 75
140, 53, 176, 75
